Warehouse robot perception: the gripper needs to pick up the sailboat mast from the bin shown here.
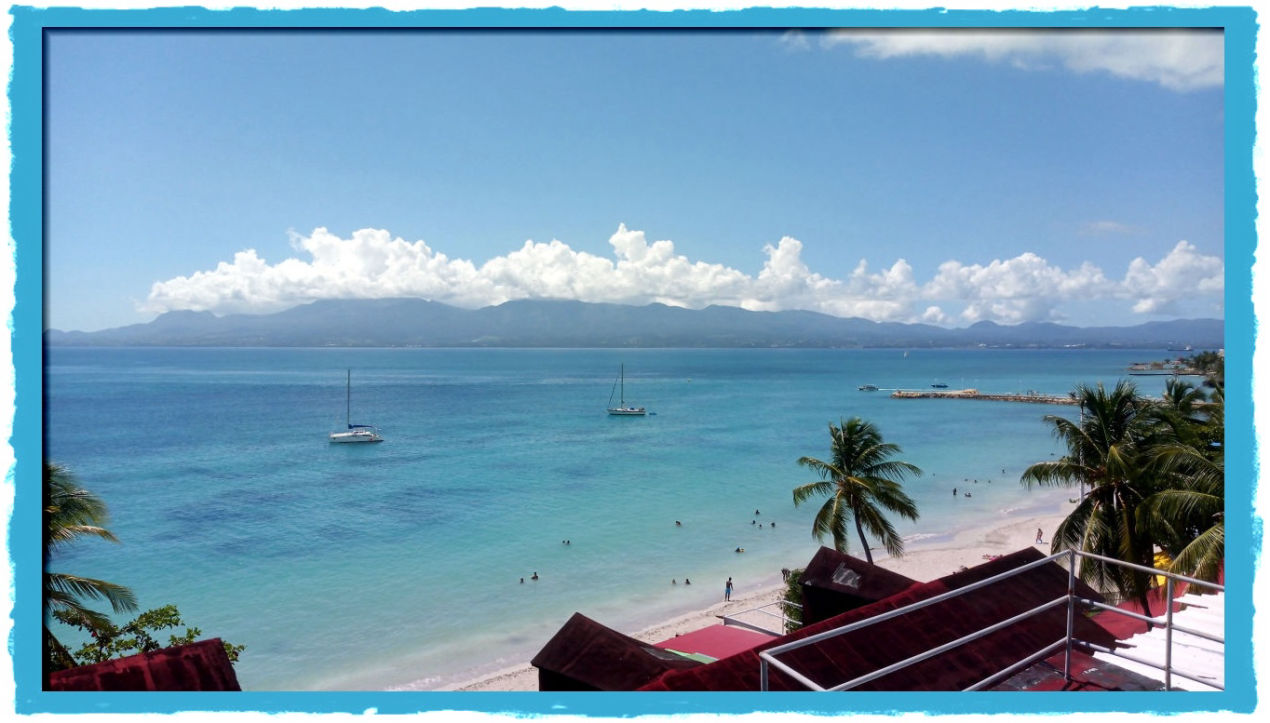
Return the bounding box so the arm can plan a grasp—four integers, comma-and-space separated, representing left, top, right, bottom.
346, 369, 351, 428
620, 364, 625, 405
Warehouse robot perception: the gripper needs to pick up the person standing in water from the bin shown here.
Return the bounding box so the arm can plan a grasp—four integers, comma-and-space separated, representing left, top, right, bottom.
724, 577, 733, 601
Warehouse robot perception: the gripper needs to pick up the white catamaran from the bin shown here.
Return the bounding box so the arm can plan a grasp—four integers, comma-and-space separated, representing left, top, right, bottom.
606, 363, 646, 416
329, 369, 384, 443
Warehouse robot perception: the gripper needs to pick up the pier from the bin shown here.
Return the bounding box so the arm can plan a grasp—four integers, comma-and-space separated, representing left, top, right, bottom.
889, 389, 1077, 405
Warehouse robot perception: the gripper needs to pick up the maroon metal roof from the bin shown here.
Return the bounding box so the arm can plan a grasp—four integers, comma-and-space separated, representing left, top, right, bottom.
639, 547, 1118, 691
47, 638, 241, 691
799, 546, 919, 625
654, 624, 776, 660
531, 612, 703, 691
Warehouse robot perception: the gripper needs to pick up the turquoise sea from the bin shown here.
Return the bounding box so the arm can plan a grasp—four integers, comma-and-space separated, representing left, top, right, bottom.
43, 347, 1185, 690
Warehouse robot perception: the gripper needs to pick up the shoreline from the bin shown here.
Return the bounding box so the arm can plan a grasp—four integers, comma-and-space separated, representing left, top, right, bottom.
447, 505, 1075, 692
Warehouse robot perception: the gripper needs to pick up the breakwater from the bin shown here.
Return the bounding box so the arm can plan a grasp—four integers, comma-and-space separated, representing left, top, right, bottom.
890, 389, 1077, 405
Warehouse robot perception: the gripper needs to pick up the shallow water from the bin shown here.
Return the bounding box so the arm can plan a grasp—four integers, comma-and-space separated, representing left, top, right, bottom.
43, 346, 1180, 689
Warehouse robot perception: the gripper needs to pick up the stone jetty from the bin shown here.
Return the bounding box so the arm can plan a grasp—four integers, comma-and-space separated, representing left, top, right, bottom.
890, 389, 1077, 405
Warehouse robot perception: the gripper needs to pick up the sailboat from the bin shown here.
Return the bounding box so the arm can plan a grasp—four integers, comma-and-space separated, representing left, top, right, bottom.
329, 369, 384, 443
606, 363, 647, 416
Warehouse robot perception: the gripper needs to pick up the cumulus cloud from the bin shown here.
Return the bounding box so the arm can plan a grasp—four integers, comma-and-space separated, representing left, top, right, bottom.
142, 225, 1224, 327
1122, 241, 1224, 314
820, 28, 1223, 92
923, 254, 1111, 324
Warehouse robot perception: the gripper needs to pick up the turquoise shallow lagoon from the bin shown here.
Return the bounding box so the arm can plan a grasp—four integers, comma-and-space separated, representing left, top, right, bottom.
43, 347, 1182, 690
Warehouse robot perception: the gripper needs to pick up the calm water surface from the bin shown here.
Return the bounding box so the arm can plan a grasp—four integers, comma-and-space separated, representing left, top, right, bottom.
43, 347, 1182, 689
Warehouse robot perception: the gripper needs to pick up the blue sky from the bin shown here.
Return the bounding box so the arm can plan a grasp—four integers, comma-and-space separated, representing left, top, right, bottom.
44, 27, 1226, 331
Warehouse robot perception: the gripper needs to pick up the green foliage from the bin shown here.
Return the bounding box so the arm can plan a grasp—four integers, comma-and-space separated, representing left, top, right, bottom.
1141, 387, 1224, 582
43, 461, 246, 674
44, 462, 138, 675
1021, 378, 1225, 616
793, 418, 921, 565
1182, 350, 1225, 388
52, 604, 245, 668
780, 568, 805, 634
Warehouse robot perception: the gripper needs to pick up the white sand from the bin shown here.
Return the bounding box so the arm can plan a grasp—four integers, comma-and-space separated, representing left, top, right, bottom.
449, 506, 1075, 691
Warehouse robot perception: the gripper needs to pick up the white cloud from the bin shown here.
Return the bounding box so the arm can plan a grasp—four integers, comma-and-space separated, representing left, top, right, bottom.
921, 306, 952, 325
141, 226, 1224, 327
1122, 240, 1225, 314
779, 29, 811, 52
923, 254, 1110, 324
820, 28, 1223, 92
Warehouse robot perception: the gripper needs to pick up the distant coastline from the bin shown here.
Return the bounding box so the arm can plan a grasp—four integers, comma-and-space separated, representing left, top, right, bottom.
43, 298, 1225, 350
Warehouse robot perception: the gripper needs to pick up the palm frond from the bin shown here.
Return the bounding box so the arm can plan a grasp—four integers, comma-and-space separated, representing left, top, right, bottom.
1168, 523, 1225, 583
793, 480, 835, 507
46, 571, 138, 614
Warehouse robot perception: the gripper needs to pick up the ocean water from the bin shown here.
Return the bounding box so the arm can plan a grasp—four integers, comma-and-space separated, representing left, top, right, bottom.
42, 347, 1182, 690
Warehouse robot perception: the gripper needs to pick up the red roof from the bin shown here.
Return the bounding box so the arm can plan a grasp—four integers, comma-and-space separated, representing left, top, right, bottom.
531, 612, 703, 691
799, 546, 918, 624
654, 624, 776, 660
639, 548, 1118, 691
48, 638, 240, 691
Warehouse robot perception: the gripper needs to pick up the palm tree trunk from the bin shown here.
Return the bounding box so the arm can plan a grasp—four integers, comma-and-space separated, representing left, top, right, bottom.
855, 517, 873, 565
1121, 497, 1155, 632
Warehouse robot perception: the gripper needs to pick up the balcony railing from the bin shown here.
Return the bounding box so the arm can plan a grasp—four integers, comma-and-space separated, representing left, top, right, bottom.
757, 549, 1224, 691
719, 599, 802, 637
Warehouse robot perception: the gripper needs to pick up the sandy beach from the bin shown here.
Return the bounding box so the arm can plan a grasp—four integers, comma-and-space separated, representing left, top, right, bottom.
449, 507, 1074, 691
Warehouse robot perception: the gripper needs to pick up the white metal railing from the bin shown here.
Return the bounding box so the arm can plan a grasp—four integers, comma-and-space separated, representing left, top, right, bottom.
720, 600, 802, 637
757, 549, 1224, 691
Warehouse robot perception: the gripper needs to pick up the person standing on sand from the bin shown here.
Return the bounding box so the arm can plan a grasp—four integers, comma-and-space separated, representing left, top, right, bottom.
725, 577, 733, 601
1036, 528, 1044, 544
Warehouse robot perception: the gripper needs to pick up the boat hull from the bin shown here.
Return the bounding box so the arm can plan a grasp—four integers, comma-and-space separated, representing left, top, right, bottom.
329, 430, 384, 443
607, 407, 647, 416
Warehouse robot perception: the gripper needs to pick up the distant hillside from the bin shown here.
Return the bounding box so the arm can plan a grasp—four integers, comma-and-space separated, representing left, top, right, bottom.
44, 299, 1225, 350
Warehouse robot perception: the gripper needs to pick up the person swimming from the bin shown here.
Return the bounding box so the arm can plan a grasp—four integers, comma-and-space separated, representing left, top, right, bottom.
531, 572, 539, 580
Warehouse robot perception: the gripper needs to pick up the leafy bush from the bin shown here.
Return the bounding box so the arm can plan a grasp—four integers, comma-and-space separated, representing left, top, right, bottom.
781, 568, 805, 634
51, 604, 244, 669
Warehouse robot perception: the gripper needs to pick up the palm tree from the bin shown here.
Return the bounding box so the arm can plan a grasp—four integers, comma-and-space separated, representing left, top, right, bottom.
1186, 350, 1225, 389
1021, 381, 1159, 623
44, 462, 137, 671
793, 418, 921, 565
1142, 384, 1224, 583
1141, 441, 1224, 583
1152, 378, 1209, 445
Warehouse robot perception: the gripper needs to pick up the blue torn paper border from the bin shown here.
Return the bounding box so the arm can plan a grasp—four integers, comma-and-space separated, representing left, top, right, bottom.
7, 3, 1258, 717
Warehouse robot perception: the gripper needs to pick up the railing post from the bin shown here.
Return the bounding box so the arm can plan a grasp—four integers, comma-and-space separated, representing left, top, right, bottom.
760, 658, 769, 691
1164, 576, 1175, 691
1064, 549, 1076, 681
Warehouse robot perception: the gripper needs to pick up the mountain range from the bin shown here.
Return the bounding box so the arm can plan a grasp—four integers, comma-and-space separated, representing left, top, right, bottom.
44, 299, 1225, 350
